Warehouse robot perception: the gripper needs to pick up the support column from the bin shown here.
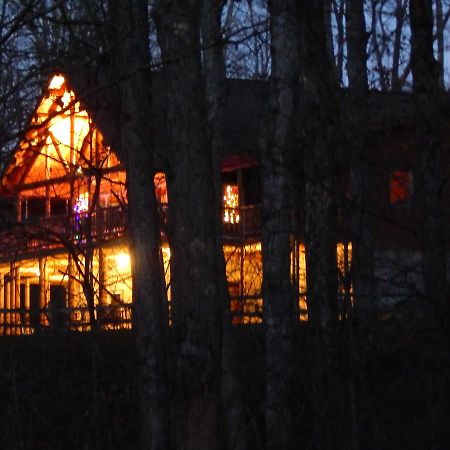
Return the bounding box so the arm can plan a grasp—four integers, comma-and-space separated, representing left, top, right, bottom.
4, 274, 11, 310
39, 258, 47, 326
45, 185, 51, 218
15, 268, 21, 332
25, 279, 30, 331
16, 195, 22, 222
98, 248, 107, 306
10, 266, 16, 334
0, 273, 4, 329
5, 277, 11, 330
68, 254, 77, 327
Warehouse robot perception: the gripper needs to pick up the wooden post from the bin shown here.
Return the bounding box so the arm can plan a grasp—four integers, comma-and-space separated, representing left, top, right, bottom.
39, 258, 47, 326
67, 254, 77, 327
15, 268, 21, 332
5, 277, 10, 311
24, 278, 30, 333
45, 185, 51, 218
0, 273, 4, 329
10, 267, 16, 334
4, 279, 10, 334
98, 248, 107, 306
16, 195, 22, 222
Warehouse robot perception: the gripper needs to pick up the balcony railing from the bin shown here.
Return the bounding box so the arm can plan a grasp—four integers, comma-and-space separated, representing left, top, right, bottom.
222, 205, 261, 239
0, 205, 127, 260
0, 204, 263, 260
0, 304, 132, 335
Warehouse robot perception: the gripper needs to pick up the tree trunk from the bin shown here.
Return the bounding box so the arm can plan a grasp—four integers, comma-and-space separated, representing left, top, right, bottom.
345, 0, 375, 318
299, 0, 338, 337
201, 2, 249, 449
435, 0, 445, 89
154, 1, 224, 448
410, 0, 448, 323
299, 1, 339, 447
262, 1, 298, 449
112, 1, 171, 449
391, 0, 407, 91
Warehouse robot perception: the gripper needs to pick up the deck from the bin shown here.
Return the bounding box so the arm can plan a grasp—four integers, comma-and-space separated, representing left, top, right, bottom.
0, 204, 262, 261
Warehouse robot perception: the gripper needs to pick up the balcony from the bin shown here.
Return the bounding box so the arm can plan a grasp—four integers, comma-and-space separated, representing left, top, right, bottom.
0, 303, 132, 335
0, 204, 263, 261
222, 205, 261, 240
0, 205, 127, 261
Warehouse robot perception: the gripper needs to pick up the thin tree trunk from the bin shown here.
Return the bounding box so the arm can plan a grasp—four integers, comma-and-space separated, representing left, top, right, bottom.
299, 1, 339, 447
345, 0, 375, 318
410, 0, 448, 324
112, 1, 171, 448
369, 1, 389, 90
343, 2, 372, 448
154, 1, 223, 448
333, 0, 345, 85
391, 0, 407, 91
435, 0, 445, 89
262, 1, 298, 449
201, 2, 248, 449
299, 0, 338, 339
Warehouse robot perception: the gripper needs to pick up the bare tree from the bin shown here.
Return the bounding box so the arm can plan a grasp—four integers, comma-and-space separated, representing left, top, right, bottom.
110, 1, 171, 448
345, 0, 375, 317
410, 0, 448, 325
153, 1, 226, 448
299, 1, 340, 446
201, 1, 249, 448
261, 0, 298, 448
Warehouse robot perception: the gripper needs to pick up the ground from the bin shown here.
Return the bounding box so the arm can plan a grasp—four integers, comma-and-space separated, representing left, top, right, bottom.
0, 318, 449, 450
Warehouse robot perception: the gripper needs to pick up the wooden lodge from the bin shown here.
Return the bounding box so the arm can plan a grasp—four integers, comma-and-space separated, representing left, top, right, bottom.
1, 73, 448, 335
0, 74, 298, 334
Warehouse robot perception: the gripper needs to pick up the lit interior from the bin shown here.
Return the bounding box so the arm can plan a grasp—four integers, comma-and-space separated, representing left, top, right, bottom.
0, 74, 355, 335
223, 184, 240, 224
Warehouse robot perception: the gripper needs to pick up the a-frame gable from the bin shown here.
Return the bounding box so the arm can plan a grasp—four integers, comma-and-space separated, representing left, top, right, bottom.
0, 74, 121, 195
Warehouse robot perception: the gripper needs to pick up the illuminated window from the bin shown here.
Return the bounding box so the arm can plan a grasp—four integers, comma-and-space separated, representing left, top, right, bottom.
224, 242, 263, 324
223, 184, 240, 224
337, 242, 353, 318
291, 243, 307, 321
154, 172, 168, 204
74, 192, 89, 213
390, 170, 413, 206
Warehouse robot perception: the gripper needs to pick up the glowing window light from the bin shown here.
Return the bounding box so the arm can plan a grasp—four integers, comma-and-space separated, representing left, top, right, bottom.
154, 172, 168, 203
223, 184, 240, 224
115, 252, 131, 271
73, 193, 89, 213
48, 74, 65, 90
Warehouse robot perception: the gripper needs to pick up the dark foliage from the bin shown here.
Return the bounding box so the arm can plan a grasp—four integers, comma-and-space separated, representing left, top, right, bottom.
0, 320, 448, 450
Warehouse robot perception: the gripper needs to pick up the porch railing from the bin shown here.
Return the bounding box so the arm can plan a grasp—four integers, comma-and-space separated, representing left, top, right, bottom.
0, 304, 132, 335
0, 203, 263, 260
222, 205, 261, 239
0, 205, 127, 260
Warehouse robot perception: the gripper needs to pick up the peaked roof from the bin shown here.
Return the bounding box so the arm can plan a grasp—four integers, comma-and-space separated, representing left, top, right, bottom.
0, 74, 118, 195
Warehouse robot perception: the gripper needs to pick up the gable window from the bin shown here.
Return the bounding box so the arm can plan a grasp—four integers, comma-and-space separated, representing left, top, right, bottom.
390, 170, 413, 207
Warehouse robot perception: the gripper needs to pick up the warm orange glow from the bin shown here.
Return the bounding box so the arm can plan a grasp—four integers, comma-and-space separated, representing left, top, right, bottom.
337, 242, 353, 317
224, 242, 262, 324
390, 170, 413, 206
154, 173, 168, 203
74, 192, 89, 213
48, 74, 65, 90
115, 252, 131, 271
297, 243, 307, 321
223, 184, 240, 224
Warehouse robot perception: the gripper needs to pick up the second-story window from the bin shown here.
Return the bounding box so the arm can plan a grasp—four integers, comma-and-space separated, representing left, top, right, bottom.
390, 170, 413, 207
223, 184, 240, 224
154, 172, 168, 204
